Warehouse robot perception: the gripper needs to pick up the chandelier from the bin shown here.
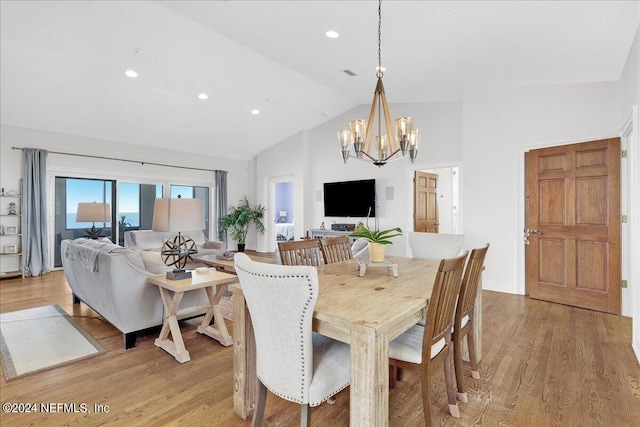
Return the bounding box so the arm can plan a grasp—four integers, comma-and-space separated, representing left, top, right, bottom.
338, 0, 420, 167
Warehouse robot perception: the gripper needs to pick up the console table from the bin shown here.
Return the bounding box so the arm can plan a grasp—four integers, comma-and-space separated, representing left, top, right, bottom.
148, 269, 238, 363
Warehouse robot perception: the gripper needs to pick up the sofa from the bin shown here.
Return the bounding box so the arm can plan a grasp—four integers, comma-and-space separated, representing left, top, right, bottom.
124, 230, 223, 257
61, 238, 210, 349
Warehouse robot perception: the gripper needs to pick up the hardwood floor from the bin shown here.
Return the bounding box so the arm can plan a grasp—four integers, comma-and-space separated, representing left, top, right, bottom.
1, 270, 639, 426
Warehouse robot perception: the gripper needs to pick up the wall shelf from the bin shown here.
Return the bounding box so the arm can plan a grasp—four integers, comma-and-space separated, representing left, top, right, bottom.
0, 190, 23, 279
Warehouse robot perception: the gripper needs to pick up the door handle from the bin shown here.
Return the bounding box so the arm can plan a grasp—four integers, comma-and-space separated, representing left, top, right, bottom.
523, 228, 543, 245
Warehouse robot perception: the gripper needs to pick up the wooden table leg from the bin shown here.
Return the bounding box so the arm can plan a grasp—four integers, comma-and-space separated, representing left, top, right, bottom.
154, 289, 190, 363
197, 285, 233, 346
233, 290, 258, 420
350, 330, 388, 427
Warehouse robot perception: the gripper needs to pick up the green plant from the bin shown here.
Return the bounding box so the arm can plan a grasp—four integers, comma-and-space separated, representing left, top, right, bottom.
218, 196, 266, 244
119, 215, 132, 231
349, 215, 402, 245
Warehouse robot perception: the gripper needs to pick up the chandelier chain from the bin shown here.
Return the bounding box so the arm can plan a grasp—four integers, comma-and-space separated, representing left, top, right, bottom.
377, 0, 383, 77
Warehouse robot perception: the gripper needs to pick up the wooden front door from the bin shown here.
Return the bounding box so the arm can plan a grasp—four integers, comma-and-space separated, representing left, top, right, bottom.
525, 138, 621, 314
414, 171, 439, 233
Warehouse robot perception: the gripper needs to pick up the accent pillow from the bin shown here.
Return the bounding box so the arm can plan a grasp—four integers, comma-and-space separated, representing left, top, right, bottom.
111, 248, 145, 270
138, 250, 172, 274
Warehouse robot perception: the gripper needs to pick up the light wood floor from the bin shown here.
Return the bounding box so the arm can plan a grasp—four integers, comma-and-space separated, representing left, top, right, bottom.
1, 270, 639, 426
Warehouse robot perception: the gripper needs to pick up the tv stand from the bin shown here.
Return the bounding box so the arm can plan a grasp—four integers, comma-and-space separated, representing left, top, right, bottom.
308, 229, 358, 244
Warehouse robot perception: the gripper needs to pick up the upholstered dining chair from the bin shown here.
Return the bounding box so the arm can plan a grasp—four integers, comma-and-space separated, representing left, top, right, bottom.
319, 236, 353, 264
388, 252, 468, 426
278, 239, 322, 266
453, 243, 490, 403
234, 253, 350, 427
408, 232, 464, 259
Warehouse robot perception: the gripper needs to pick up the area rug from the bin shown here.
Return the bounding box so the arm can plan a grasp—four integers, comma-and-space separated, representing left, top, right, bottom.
0, 304, 106, 380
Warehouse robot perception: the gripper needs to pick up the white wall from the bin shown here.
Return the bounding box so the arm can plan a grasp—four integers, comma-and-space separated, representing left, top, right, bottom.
0, 124, 252, 256
254, 130, 307, 252
462, 82, 622, 295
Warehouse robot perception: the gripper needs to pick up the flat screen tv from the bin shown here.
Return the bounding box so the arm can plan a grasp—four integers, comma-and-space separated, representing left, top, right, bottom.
323, 179, 376, 217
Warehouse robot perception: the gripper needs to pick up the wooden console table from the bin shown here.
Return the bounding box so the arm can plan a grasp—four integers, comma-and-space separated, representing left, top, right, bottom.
148, 269, 238, 363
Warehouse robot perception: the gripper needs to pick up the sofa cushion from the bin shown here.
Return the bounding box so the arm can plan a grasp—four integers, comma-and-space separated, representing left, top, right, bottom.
138, 251, 173, 274
111, 248, 145, 270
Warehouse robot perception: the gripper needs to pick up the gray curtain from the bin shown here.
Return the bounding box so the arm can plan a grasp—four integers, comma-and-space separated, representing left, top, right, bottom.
22, 148, 50, 276
215, 170, 228, 249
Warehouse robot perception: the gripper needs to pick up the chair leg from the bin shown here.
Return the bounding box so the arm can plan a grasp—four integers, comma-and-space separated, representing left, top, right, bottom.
389, 365, 397, 388
453, 331, 468, 403
420, 369, 433, 427
252, 382, 268, 427
396, 366, 404, 381
444, 352, 460, 418
300, 404, 311, 427
467, 326, 480, 379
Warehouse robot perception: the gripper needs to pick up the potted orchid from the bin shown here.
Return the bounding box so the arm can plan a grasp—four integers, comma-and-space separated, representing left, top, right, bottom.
349, 215, 402, 262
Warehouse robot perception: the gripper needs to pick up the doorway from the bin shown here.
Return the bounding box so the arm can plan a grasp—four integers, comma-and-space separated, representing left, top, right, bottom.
267, 175, 295, 252
413, 166, 460, 234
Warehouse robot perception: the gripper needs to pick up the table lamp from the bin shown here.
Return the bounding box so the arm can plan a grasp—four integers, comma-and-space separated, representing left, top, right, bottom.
76, 202, 112, 239
152, 197, 205, 280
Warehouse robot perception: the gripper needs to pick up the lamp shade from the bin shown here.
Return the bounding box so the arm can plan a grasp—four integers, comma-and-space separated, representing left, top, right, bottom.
152, 198, 205, 232
76, 202, 112, 223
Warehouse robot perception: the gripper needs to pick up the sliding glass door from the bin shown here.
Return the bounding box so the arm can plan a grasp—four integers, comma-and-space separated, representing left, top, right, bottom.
53, 177, 115, 267
118, 182, 163, 245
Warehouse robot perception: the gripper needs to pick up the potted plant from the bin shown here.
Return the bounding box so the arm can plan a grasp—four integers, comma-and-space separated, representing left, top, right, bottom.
218, 196, 266, 252
349, 216, 402, 263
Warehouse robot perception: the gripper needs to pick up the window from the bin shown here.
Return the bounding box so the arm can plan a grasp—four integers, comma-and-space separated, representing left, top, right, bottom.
53, 177, 115, 267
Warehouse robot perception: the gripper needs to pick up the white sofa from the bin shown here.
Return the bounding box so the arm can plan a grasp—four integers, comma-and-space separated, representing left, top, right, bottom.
124, 230, 223, 257
61, 238, 209, 349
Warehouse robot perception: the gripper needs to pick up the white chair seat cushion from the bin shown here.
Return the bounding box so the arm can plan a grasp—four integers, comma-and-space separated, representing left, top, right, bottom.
461, 314, 469, 328
389, 325, 446, 364
308, 332, 351, 407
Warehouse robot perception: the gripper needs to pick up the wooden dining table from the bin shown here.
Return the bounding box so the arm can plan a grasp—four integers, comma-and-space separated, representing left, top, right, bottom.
230, 256, 482, 426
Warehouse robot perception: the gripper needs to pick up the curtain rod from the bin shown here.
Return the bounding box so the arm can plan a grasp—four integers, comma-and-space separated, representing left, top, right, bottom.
12, 146, 226, 173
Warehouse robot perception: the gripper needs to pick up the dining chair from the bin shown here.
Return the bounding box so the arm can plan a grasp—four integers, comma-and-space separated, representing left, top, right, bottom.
388, 251, 468, 425
234, 253, 350, 427
408, 232, 464, 259
453, 243, 489, 403
319, 236, 353, 264
278, 239, 322, 266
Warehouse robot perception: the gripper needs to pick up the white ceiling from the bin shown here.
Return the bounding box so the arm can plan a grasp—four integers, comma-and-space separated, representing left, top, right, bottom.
1, 1, 638, 161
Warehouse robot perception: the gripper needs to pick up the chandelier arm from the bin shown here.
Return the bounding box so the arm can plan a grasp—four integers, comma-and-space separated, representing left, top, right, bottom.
380, 90, 398, 150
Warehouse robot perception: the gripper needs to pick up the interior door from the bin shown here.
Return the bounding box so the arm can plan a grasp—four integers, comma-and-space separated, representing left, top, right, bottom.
525, 138, 621, 314
414, 171, 439, 233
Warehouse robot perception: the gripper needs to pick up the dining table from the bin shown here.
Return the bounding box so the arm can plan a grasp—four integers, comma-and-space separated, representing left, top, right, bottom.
230, 255, 482, 426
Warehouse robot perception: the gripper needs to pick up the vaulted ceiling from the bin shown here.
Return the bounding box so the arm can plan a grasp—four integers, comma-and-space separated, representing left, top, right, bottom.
1, 1, 638, 161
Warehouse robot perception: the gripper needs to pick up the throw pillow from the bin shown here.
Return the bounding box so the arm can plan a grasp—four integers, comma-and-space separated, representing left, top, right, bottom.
138, 251, 173, 274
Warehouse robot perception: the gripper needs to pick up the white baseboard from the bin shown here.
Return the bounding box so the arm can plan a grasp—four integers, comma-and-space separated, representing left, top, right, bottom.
481, 280, 523, 295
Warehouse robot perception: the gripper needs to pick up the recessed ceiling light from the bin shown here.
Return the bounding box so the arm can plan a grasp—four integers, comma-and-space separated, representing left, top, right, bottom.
198, 93, 208, 100
124, 69, 138, 78
325, 30, 339, 39
251, 109, 260, 115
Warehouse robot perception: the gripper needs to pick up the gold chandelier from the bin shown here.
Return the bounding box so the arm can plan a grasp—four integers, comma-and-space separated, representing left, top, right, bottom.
338, 0, 420, 167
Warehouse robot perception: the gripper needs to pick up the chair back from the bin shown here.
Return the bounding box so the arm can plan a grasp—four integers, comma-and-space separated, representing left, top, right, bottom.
319, 236, 353, 264
234, 253, 319, 404
423, 252, 468, 356
278, 239, 322, 266
408, 232, 464, 259
456, 244, 489, 322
